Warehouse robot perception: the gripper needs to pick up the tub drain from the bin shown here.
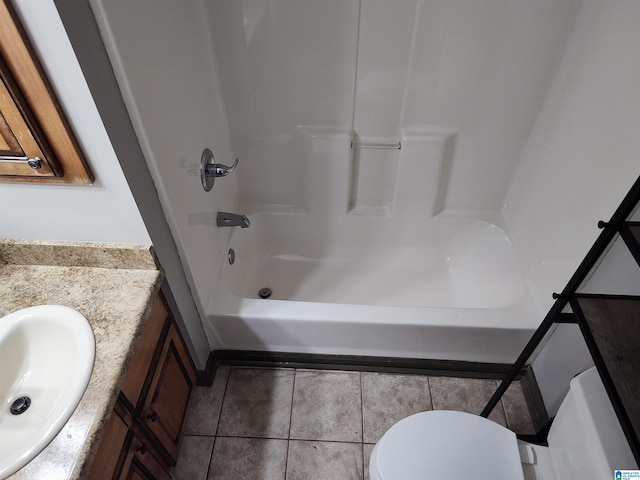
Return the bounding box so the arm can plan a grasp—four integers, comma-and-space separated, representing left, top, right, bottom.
258, 287, 272, 299
10, 396, 31, 415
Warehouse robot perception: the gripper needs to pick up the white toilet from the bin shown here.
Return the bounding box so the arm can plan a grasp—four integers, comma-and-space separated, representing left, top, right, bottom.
369, 367, 637, 480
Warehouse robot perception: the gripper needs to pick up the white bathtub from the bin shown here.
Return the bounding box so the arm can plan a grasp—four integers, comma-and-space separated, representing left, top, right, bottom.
206, 213, 538, 363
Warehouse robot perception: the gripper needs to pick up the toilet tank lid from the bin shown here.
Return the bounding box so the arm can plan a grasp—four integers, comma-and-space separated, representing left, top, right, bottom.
549, 367, 637, 477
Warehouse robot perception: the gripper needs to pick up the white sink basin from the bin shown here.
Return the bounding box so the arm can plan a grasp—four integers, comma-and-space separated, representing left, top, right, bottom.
0, 305, 95, 479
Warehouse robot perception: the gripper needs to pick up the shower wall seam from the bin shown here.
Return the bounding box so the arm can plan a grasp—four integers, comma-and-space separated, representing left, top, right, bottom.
396, 0, 422, 138
198, 0, 234, 171
349, 0, 363, 138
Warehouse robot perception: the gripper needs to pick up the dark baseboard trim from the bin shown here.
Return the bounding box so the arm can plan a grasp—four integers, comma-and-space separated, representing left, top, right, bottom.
195, 350, 217, 386
196, 349, 529, 385
196, 349, 549, 437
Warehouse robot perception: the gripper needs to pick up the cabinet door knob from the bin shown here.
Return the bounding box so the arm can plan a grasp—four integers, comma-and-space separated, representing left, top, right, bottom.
135, 444, 147, 455
147, 411, 158, 422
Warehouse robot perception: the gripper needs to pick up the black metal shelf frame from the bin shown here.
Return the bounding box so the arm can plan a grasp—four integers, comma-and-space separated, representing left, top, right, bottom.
481, 175, 640, 464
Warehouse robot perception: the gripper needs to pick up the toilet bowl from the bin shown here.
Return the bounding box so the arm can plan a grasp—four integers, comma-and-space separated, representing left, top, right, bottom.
369, 410, 523, 480
369, 367, 637, 480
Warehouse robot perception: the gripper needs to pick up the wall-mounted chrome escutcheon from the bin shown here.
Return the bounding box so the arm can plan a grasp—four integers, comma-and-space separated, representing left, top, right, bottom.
200, 148, 239, 192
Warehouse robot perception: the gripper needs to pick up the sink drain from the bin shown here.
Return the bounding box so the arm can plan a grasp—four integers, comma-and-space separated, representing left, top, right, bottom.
10, 396, 31, 415
258, 287, 272, 299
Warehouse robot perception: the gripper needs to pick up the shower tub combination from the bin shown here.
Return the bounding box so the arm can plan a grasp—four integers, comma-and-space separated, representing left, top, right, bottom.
206, 130, 539, 364
207, 212, 538, 364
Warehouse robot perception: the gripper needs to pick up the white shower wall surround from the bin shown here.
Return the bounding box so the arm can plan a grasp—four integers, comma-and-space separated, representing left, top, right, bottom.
207, 0, 582, 213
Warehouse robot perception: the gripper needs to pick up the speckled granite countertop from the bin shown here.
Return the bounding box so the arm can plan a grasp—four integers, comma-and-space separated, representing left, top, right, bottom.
0, 240, 164, 480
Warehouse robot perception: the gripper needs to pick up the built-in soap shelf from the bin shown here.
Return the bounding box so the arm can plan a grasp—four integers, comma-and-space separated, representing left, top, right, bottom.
349, 136, 400, 216
348, 132, 455, 217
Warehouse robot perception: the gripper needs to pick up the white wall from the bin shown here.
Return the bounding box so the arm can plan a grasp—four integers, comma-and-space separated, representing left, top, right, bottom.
205, 0, 359, 212
91, 0, 238, 351
401, 0, 582, 211
207, 0, 580, 214
0, 0, 149, 244
581, 235, 640, 296
504, 0, 640, 414
505, 0, 640, 316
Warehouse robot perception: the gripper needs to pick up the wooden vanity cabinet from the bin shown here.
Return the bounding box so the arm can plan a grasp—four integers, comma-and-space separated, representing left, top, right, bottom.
89, 294, 196, 479
141, 322, 195, 462
118, 424, 172, 480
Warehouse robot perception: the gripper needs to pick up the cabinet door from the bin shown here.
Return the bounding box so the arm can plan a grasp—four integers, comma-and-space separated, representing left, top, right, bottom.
118, 427, 171, 480
0, 64, 59, 177
142, 322, 196, 463
120, 297, 168, 411
86, 407, 129, 480
0, 0, 93, 184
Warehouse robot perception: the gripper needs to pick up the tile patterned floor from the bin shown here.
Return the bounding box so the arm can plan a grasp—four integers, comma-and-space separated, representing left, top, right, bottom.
173, 366, 535, 480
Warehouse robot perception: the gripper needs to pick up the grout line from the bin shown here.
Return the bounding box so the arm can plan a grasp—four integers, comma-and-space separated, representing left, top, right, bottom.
211, 433, 368, 446
500, 398, 509, 429
213, 366, 232, 438
286, 438, 370, 446
284, 369, 298, 479
493, 378, 510, 429
213, 434, 290, 441
288, 369, 297, 440
285, 443, 289, 480
204, 435, 217, 480
205, 367, 232, 480
359, 371, 364, 444
360, 371, 365, 480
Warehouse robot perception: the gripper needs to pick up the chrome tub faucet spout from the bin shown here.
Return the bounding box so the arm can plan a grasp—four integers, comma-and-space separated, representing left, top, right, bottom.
216, 212, 250, 228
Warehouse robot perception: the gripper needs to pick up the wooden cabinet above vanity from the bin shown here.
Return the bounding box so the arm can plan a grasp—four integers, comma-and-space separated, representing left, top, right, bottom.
0, 0, 93, 184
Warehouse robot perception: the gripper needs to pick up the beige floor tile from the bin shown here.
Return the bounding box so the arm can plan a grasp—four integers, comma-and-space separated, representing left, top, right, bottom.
208, 437, 287, 480
290, 370, 362, 442
217, 368, 294, 438
428, 376, 507, 426
363, 444, 375, 480
502, 380, 536, 435
173, 435, 214, 480
192, 368, 538, 479
286, 440, 363, 480
186, 366, 230, 435
361, 372, 432, 443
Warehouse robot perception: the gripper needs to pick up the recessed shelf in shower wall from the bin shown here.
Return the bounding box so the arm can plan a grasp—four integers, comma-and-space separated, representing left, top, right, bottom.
349, 136, 400, 216
348, 131, 455, 218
